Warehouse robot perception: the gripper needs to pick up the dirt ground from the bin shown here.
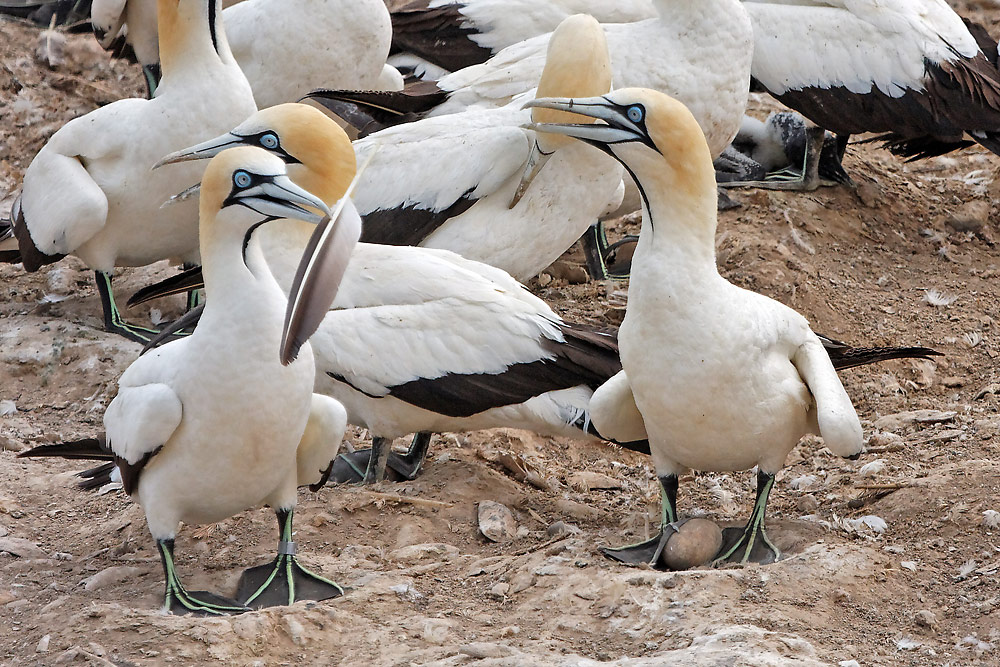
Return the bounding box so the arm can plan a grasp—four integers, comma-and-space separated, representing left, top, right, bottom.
2, 4, 1000, 666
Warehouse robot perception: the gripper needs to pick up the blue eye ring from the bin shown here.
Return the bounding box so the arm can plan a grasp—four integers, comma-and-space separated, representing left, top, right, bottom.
234, 170, 252, 188
260, 132, 279, 150
627, 106, 643, 123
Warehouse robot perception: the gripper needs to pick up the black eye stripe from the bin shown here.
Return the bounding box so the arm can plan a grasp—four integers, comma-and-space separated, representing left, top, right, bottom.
236, 131, 302, 165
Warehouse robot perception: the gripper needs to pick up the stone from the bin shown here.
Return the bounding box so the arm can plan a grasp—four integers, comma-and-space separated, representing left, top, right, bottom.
566, 471, 622, 492
915, 609, 938, 629
0, 537, 46, 559
36, 635, 50, 653
488, 583, 510, 599
660, 518, 723, 570
389, 543, 459, 563
459, 643, 516, 659
873, 410, 956, 431
546, 521, 580, 538
945, 201, 989, 233
478, 501, 516, 543
82, 566, 143, 591
283, 615, 308, 647
553, 498, 599, 521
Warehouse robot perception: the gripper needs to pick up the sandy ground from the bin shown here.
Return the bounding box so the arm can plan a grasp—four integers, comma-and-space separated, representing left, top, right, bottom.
2, 4, 1000, 666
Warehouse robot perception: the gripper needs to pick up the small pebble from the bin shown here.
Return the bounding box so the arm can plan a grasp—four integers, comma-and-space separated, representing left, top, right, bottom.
36, 635, 50, 653
488, 583, 509, 599
915, 609, 938, 629
546, 521, 580, 538
478, 501, 517, 543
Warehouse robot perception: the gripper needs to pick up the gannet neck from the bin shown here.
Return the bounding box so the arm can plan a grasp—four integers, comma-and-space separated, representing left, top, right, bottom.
158, 0, 234, 78
636, 179, 718, 271
198, 209, 259, 298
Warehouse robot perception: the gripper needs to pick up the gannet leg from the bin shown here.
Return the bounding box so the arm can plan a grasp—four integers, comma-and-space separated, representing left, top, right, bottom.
142, 64, 161, 100
236, 509, 345, 609
329, 434, 433, 484
383, 432, 432, 480
580, 221, 610, 280
95, 271, 162, 343
157, 539, 249, 616
601, 474, 679, 566
717, 125, 827, 192
714, 469, 781, 565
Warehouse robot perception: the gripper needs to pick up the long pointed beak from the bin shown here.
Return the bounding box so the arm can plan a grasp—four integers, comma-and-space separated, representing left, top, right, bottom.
508, 140, 553, 209
153, 133, 245, 170
523, 96, 643, 145
236, 175, 332, 224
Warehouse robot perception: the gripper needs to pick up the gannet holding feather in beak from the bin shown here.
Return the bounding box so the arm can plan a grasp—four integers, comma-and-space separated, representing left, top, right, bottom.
81, 147, 347, 614
157, 14, 624, 281
528, 89, 864, 566
0, 0, 256, 343
137, 102, 626, 484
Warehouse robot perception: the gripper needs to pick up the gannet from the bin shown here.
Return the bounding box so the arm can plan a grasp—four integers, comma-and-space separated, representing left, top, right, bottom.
90, 0, 394, 103
132, 99, 939, 484
149, 14, 623, 281
138, 106, 625, 484
390, 0, 654, 72
528, 89, 864, 565
30, 147, 348, 614
0, 0, 256, 343
312, 0, 753, 162
739, 0, 1000, 189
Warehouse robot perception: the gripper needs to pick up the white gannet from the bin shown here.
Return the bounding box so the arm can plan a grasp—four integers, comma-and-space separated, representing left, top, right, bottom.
90, 0, 395, 104
314, 0, 753, 164
133, 100, 940, 484
0, 0, 256, 343
738, 0, 1000, 189
528, 89, 864, 565
140, 106, 625, 484
389, 0, 654, 73
37, 146, 347, 614
159, 14, 624, 282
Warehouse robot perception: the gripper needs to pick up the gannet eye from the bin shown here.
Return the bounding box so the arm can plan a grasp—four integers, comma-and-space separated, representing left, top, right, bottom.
233, 170, 252, 188
260, 133, 279, 150
627, 106, 644, 123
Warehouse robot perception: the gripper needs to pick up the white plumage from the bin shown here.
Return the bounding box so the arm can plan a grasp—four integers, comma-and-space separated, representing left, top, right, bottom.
528, 88, 863, 565
103, 147, 346, 613
91, 0, 396, 104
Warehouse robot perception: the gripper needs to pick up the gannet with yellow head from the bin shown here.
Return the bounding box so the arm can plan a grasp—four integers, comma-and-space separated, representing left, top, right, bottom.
527, 88, 864, 566
95, 146, 348, 613
0, 0, 256, 343
138, 99, 625, 485
89, 0, 396, 103
161, 14, 623, 281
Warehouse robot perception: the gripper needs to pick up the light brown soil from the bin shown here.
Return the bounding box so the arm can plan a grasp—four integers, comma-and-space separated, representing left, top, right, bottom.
1, 5, 1000, 666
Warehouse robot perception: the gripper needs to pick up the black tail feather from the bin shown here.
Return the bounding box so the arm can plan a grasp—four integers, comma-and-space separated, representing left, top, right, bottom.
826, 345, 944, 371
76, 462, 116, 490
305, 84, 446, 136
127, 265, 205, 307
17, 436, 111, 461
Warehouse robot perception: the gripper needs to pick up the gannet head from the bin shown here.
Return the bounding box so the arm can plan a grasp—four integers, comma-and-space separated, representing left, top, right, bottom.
525, 88, 714, 205
510, 14, 613, 207
199, 146, 331, 229
155, 104, 356, 206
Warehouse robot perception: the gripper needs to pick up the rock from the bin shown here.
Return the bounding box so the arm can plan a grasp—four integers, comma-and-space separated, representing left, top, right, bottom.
394, 522, 426, 549
660, 518, 723, 570
282, 615, 307, 646
796, 494, 820, 512
231, 614, 271, 641
855, 181, 882, 208
488, 582, 510, 599
566, 471, 622, 492
388, 543, 459, 563
36, 635, 50, 653
509, 569, 536, 594
0, 537, 47, 559
82, 566, 143, 591
547, 261, 589, 284
915, 609, 938, 629
873, 410, 957, 431
0, 525, 7, 538
459, 642, 516, 659
478, 501, 516, 543
942, 376, 965, 388
945, 201, 989, 233
0, 436, 22, 453
553, 498, 599, 521
867, 431, 904, 450
546, 521, 581, 538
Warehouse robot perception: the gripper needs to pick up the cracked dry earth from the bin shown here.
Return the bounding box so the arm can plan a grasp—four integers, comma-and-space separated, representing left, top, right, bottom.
2, 4, 1000, 666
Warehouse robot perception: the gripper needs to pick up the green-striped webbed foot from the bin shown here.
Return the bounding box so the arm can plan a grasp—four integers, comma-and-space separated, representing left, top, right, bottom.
714, 470, 781, 565
602, 474, 678, 566
96, 270, 192, 345
236, 509, 344, 609
328, 433, 432, 484
157, 539, 249, 616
